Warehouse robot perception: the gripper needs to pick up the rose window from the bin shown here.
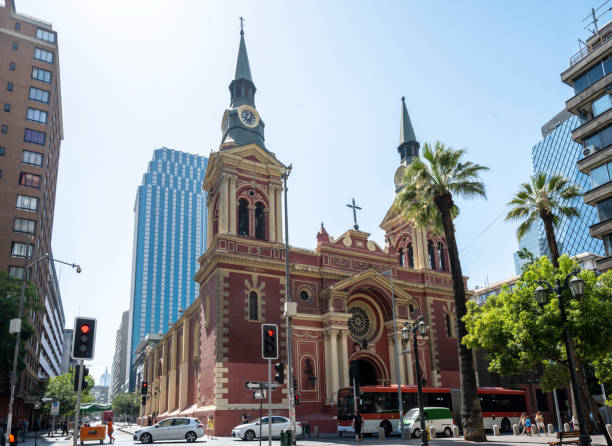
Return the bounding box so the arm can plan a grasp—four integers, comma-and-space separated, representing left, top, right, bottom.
348, 306, 371, 338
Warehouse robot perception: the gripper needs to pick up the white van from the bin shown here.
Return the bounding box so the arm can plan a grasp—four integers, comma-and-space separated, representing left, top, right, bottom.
401, 407, 454, 438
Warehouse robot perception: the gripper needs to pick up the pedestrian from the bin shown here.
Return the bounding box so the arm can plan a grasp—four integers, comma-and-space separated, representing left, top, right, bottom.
535, 411, 545, 435
353, 412, 363, 442
147, 416, 152, 427
62, 421, 68, 437
525, 416, 532, 436
241, 414, 248, 425
107, 420, 114, 444
206, 415, 214, 439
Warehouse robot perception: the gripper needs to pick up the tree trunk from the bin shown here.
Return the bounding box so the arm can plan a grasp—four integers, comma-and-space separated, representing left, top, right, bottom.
540, 210, 560, 268
576, 360, 612, 445
435, 191, 487, 442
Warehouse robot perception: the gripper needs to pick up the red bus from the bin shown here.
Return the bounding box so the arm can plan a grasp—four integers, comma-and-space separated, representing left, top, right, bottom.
337, 385, 526, 436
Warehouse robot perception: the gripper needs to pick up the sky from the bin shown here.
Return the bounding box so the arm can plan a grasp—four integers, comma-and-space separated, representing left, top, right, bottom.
10, 0, 598, 383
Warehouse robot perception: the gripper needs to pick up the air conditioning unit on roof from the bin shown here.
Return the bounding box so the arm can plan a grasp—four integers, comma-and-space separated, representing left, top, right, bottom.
583, 145, 595, 157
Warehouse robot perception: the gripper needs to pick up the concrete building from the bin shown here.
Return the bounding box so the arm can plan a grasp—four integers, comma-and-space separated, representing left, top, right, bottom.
0, 0, 65, 418
127, 149, 208, 390
110, 310, 129, 398
60, 328, 75, 373
562, 17, 612, 271
92, 385, 109, 404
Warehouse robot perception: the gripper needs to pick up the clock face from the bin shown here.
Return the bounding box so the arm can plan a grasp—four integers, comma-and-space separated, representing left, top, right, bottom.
240, 109, 256, 126
221, 110, 230, 132
224, 116, 230, 130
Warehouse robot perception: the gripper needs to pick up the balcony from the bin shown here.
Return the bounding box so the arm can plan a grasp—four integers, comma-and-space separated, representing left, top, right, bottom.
566, 74, 612, 113
573, 107, 612, 141
578, 144, 612, 173
596, 254, 612, 271
563, 34, 612, 84
583, 180, 612, 206
590, 217, 612, 239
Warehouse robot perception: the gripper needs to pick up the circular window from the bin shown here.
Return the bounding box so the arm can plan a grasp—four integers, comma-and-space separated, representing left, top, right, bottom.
348, 306, 371, 338
299, 289, 311, 302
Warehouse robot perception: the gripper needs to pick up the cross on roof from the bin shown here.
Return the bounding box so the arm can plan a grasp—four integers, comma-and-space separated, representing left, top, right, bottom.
346, 198, 362, 230
239, 16, 245, 34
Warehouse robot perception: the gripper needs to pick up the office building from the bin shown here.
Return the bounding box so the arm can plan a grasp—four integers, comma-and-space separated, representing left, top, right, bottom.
99, 367, 110, 387
562, 17, 612, 271
110, 311, 128, 397
0, 0, 65, 415
127, 148, 207, 389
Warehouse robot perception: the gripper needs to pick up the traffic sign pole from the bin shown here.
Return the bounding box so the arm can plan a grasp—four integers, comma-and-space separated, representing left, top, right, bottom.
268, 359, 272, 446
73, 360, 84, 446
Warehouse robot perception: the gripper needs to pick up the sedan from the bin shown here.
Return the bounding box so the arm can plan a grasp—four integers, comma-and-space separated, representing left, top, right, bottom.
134, 417, 204, 443
232, 416, 303, 441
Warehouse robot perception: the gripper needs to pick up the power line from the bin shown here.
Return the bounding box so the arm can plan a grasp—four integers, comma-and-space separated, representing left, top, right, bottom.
459, 209, 506, 254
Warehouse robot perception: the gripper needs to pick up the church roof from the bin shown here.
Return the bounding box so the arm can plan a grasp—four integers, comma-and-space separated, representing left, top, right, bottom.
234, 29, 252, 82
399, 96, 417, 144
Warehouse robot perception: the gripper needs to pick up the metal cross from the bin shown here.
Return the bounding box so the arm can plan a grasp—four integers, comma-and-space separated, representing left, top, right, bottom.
239, 16, 245, 34
346, 198, 362, 230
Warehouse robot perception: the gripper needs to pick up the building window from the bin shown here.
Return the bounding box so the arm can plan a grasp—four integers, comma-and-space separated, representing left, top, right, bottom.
299, 289, 311, 302
7, 82, 13, 91
249, 291, 259, 320
591, 162, 612, 188
19, 172, 41, 188
0, 147, 4, 155
34, 48, 54, 64
31, 67, 52, 83
603, 234, 612, 256
407, 243, 414, 268
4, 104, 9, 112
11, 242, 32, 258
26, 108, 47, 124
398, 247, 404, 267
9, 62, 15, 71
445, 313, 454, 337
29, 87, 49, 103
593, 94, 612, 117
427, 240, 436, 270
585, 123, 612, 151
596, 197, 612, 221
14, 23, 21, 31
14, 218, 36, 234
1, 125, 7, 134
8, 266, 26, 279
24, 128, 46, 145
16, 194, 38, 211
12, 42, 18, 51
573, 57, 612, 94
255, 202, 266, 240
36, 29, 56, 43
238, 198, 249, 236
437, 242, 447, 271
22, 150, 43, 166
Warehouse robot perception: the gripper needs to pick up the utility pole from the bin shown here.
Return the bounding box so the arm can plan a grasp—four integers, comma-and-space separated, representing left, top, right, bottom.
73, 361, 84, 446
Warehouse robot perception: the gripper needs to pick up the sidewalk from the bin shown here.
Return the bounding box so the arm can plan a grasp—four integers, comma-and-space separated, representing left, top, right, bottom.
115, 424, 142, 435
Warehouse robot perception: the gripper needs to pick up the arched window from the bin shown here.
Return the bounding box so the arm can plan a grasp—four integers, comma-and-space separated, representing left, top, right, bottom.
407, 243, 414, 268
398, 247, 404, 267
437, 242, 446, 271
255, 202, 266, 240
249, 291, 258, 320
427, 240, 436, 270
445, 313, 455, 337
238, 199, 249, 236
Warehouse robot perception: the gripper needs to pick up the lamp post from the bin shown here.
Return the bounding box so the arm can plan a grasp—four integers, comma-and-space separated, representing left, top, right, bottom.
402, 316, 428, 446
534, 269, 590, 446
376, 270, 404, 439
5, 245, 81, 446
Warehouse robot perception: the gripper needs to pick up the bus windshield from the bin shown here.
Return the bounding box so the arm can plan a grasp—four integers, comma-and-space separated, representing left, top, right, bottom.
337, 390, 354, 421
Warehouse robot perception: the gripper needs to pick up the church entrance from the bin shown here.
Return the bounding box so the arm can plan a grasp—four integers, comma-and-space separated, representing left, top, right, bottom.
354, 359, 378, 386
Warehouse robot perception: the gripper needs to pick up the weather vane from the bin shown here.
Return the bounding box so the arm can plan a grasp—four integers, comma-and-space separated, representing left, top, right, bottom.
346, 198, 362, 230
239, 16, 244, 34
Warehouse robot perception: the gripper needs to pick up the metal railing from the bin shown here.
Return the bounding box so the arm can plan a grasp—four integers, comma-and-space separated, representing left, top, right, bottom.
570, 33, 612, 66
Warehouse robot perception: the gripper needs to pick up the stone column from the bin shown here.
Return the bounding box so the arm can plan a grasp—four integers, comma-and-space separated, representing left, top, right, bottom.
206, 195, 213, 249
167, 335, 177, 412
328, 329, 339, 401
388, 334, 396, 384
219, 175, 229, 234
324, 331, 332, 403
178, 320, 190, 409
340, 330, 349, 387
268, 185, 277, 242
159, 343, 168, 413
229, 176, 237, 235
405, 342, 414, 385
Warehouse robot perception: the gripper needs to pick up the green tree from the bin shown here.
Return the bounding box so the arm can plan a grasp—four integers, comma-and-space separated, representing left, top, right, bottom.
464, 255, 612, 444
111, 392, 139, 420
505, 172, 581, 268
396, 141, 488, 441
44, 368, 95, 417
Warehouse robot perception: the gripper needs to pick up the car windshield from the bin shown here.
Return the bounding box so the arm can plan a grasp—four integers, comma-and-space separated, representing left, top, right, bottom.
405, 409, 419, 420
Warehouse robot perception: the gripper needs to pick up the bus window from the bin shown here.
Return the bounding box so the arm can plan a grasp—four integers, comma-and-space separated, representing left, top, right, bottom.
425, 392, 452, 409
402, 393, 418, 411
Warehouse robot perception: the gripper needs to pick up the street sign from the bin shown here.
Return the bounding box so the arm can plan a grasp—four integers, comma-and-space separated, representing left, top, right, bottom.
245, 381, 279, 390
34, 403, 41, 409
23, 396, 40, 404
253, 390, 266, 400
50, 401, 60, 415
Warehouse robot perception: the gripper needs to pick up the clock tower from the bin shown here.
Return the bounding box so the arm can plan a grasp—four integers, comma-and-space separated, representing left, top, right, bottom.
220, 27, 266, 150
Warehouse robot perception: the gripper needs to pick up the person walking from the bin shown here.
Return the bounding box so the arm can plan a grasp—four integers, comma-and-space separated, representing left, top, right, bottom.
353, 412, 363, 442
519, 413, 526, 435
206, 415, 214, 440
107, 420, 114, 444
241, 414, 248, 425
61, 421, 68, 437
535, 411, 545, 435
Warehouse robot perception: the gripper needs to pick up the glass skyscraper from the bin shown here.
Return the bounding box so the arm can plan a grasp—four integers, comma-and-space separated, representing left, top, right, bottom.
514, 110, 603, 273
127, 148, 207, 387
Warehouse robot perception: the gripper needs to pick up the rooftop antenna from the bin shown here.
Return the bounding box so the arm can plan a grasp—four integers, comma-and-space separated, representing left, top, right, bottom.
582, 1, 611, 36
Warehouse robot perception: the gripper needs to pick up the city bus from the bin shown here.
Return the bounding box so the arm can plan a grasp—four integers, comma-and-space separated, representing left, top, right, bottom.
337, 385, 526, 436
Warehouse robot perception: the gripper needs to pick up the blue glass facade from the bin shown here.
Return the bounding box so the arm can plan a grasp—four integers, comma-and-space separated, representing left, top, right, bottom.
531, 114, 603, 258
128, 148, 207, 385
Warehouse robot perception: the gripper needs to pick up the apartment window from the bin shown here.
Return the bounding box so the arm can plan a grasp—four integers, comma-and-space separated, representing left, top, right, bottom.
12, 42, 18, 51
7, 82, 13, 91
19, 172, 41, 188
29, 87, 49, 103
585, 123, 612, 151
591, 162, 612, 188
36, 29, 56, 43
596, 197, 612, 221
573, 57, 612, 94
4, 104, 9, 112
9, 62, 15, 71
34, 48, 54, 64
14, 218, 36, 234
14, 22, 21, 31
22, 150, 43, 166
26, 108, 47, 124
24, 128, 46, 145
604, 234, 612, 256
0, 147, 4, 155
1, 125, 7, 134
31, 67, 51, 83
11, 242, 32, 258
8, 266, 26, 279
16, 194, 38, 211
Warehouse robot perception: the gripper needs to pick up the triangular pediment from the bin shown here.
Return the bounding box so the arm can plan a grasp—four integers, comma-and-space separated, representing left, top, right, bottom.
329, 268, 413, 302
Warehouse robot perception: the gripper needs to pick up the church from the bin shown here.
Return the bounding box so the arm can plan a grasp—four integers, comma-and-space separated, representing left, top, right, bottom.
139, 26, 461, 435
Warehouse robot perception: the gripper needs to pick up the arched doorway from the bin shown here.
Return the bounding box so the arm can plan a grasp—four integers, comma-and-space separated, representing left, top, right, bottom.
354, 359, 378, 386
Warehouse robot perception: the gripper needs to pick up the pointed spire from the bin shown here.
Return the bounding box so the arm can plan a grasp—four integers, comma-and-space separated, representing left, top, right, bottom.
399, 96, 417, 144
234, 19, 252, 82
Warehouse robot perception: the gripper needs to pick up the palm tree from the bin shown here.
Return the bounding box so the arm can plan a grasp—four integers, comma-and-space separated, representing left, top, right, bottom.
505, 172, 580, 267
396, 141, 488, 442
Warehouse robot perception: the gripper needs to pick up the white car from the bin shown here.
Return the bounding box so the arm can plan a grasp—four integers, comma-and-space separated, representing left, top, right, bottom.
232, 416, 303, 441
133, 417, 205, 443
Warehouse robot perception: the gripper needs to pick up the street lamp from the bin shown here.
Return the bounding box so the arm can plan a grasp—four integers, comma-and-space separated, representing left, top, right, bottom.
5, 239, 81, 446
534, 269, 590, 446
402, 315, 428, 446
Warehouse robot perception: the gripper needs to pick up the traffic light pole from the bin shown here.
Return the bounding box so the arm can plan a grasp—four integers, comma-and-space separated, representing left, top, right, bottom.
73, 360, 84, 446
268, 359, 272, 446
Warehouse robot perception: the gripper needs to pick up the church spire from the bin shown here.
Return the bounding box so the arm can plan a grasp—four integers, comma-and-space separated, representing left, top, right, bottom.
397, 96, 419, 165
229, 21, 256, 108
234, 17, 252, 82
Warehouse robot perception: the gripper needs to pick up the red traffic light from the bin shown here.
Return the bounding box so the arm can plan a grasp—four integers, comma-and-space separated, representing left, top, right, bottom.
143, 382, 148, 387
267, 328, 275, 337
80, 324, 90, 334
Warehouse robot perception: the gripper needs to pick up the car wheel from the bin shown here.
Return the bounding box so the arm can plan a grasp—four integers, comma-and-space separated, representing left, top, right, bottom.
380, 421, 392, 437
185, 431, 197, 443
501, 418, 511, 433
141, 433, 153, 444
444, 427, 453, 437
244, 430, 255, 441
413, 428, 421, 439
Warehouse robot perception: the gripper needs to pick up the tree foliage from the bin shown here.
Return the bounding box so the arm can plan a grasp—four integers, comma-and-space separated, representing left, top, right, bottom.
44, 369, 95, 416
111, 392, 139, 417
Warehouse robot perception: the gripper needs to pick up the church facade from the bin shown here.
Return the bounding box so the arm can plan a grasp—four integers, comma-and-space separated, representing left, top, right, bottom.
140, 28, 462, 435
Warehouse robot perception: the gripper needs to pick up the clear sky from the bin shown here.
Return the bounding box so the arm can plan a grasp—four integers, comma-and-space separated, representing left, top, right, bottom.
12, 0, 596, 382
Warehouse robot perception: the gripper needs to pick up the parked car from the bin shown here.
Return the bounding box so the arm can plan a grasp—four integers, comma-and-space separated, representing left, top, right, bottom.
400, 407, 454, 438
232, 416, 303, 441
133, 417, 204, 443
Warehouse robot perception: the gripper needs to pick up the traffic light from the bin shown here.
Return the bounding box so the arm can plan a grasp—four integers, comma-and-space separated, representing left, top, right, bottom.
141, 397, 147, 406
274, 363, 284, 385
73, 365, 89, 391
141, 381, 149, 396
72, 317, 97, 360
261, 324, 278, 360
82, 366, 89, 390
294, 394, 300, 406
293, 377, 297, 393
